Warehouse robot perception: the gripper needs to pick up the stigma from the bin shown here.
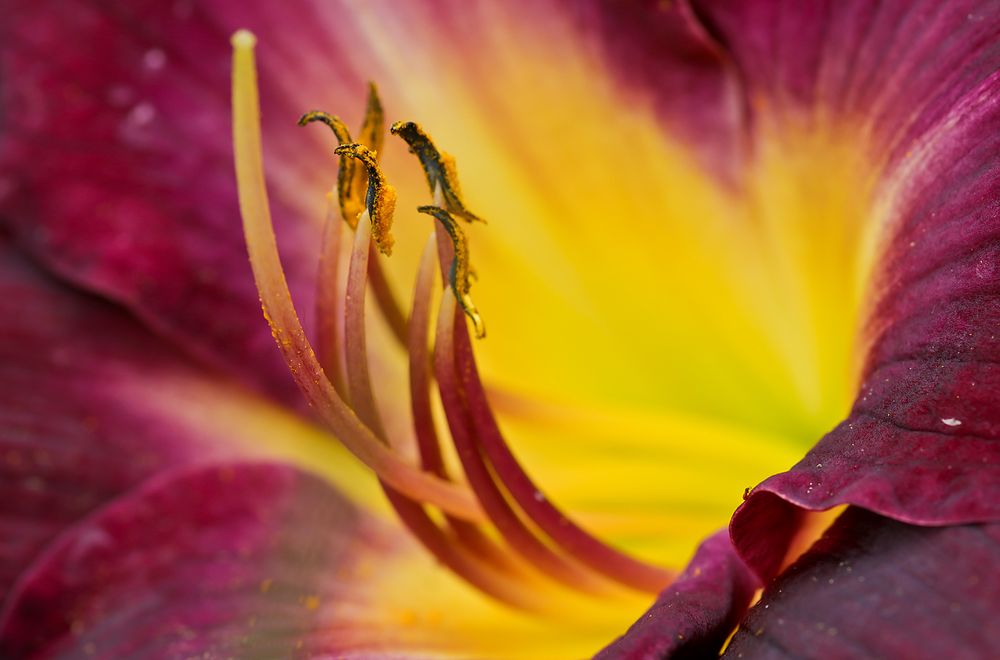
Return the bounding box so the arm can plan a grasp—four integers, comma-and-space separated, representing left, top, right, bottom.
231, 30, 672, 609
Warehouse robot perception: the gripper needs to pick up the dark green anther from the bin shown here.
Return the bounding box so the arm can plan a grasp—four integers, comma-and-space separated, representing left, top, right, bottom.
298, 111, 362, 226
335, 143, 397, 255
391, 121, 485, 224
417, 205, 485, 338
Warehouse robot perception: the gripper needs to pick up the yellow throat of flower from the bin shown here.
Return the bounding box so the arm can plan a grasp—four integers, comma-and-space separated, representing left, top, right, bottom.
230, 22, 876, 638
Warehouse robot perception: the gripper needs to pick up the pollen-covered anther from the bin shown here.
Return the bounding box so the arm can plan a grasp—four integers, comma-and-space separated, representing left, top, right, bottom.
334, 143, 397, 255
349, 84, 386, 214
417, 205, 486, 339
358, 82, 385, 154
297, 111, 364, 226
390, 121, 485, 223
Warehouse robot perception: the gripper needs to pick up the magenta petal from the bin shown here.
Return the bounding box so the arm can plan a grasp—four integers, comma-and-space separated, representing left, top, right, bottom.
0, 235, 242, 601
0, 462, 399, 658
691, 1, 1000, 152
574, 0, 744, 183
723, 0, 1000, 581
734, 164, 1000, 576
723, 508, 1000, 659
595, 530, 759, 660
0, 0, 332, 407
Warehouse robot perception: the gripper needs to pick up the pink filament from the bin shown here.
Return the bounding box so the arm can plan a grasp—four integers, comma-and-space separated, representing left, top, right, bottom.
368, 248, 409, 346
450, 311, 674, 593
344, 222, 536, 607
343, 218, 388, 439
434, 295, 613, 594
408, 237, 520, 572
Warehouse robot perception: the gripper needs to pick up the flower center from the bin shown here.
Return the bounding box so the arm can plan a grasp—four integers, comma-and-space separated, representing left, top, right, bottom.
231, 30, 673, 611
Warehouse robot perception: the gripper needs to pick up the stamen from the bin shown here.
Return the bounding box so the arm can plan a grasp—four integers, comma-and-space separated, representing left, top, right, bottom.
366, 242, 409, 345
382, 489, 546, 611
297, 111, 362, 226
349, 83, 385, 227
344, 217, 535, 606
343, 212, 388, 439
231, 29, 482, 520
417, 205, 486, 338
390, 121, 485, 223
301, 91, 408, 345
435, 292, 613, 595
409, 237, 450, 474
408, 237, 519, 572
451, 312, 676, 593
358, 82, 385, 155
335, 143, 397, 255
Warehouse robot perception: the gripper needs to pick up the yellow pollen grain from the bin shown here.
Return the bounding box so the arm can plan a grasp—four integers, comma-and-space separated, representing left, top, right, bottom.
302, 594, 321, 610
372, 182, 397, 254
440, 152, 461, 195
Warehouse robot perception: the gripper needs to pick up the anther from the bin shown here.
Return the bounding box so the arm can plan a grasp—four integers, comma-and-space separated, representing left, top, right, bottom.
298, 111, 363, 226
358, 82, 385, 154
390, 121, 485, 223
417, 205, 486, 338
334, 143, 398, 255
298, 110, 352, 142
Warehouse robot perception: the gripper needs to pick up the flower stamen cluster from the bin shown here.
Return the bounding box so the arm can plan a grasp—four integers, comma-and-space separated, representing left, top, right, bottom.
231, 29, 672, 611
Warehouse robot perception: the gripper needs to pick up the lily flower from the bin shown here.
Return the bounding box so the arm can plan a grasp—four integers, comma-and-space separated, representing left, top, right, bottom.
1, 0, 998, 657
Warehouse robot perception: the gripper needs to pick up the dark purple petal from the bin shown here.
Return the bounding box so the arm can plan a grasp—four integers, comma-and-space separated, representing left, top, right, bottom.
713, 0, 1000, 580
0, 462, 407, 658
691, 0, 1000, 158
0, 234, 256, 602
0, 0, 332, 407
595, 530, 759, 660
735, 165, 1000, 574
723, 507, 1000, 659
